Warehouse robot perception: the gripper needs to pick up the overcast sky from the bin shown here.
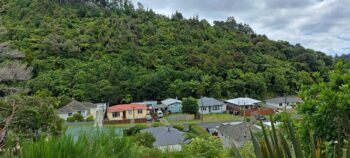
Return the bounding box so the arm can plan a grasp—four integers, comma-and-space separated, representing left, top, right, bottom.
132, 0, 350, 56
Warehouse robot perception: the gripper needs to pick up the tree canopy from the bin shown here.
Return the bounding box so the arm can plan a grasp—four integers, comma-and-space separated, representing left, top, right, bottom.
0, 0, 333, 107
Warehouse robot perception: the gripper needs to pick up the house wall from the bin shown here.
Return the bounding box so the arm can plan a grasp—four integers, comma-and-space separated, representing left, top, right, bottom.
107, 109, 147, 120
58, 113, 69, 120
198, 105, 226, 114
266, 102, 293, 110
168, 102, 182, 113
89, 108, 97, 119
157, 144, 182, 152
58, 110, 88, 120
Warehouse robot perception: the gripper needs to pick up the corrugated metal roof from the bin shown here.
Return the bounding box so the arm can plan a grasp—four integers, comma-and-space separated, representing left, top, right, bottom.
198, 97, 224, 107
58, 100, 91, 113
265, 96, 303, 104
108, 104, 147, 112
225, 97, 261, 106
140, 126, 185, 146
161, 98, 182, 106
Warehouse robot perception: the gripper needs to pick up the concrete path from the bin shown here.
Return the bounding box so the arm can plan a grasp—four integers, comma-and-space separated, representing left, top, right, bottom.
160, 118, 170, 126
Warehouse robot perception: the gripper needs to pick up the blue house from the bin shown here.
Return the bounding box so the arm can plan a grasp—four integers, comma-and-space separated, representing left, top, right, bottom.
161, 98, 182, 113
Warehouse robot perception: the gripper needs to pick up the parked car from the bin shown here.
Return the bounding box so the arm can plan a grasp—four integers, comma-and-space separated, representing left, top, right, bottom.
255, 115, 266, 120
157, 110, 163, 118
146, 114, 152, 121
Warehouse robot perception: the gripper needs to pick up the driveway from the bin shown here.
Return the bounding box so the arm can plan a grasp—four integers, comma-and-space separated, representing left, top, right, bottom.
196, 120, 243, 129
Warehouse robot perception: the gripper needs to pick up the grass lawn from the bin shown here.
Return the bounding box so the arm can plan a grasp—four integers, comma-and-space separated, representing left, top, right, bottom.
65, 122, 150, 129
202, 113, 243, 121
166, 113, 243, 125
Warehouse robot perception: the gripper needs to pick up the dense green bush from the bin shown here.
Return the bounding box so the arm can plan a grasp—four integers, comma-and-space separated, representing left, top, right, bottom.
85, 115, 94, 122
1, 0, 334, 107
151, 122, 163, 127
182, 97, 199, 114
133, 132, 156, 148
124, 124, 148, 136
72, 113, 84, 122
17, 131, 140, 158
66, 116, 75, 122
173, 124, 184, 131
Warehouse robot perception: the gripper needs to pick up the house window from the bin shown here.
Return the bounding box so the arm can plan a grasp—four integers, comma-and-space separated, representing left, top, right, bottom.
202, 107, 206, 111
68, 113, 72, 116
112, 112, 120, 118
137, 109, 143, 114
213, 105, 220, 110
279, 103, 283, 107
77, 111, 82, 114
128, 110, 132, 115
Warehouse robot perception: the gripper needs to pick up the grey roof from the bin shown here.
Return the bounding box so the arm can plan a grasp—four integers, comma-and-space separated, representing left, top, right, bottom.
198, 97, 224, 107
225, 97, 261, 106
153, 103, 168, 108
58, 100, 95, 114
82, 102, 98, 108
140, 126, 185, 146
161, 98, 182, 106
217, 122, 261, 147
265, 96, 303, 104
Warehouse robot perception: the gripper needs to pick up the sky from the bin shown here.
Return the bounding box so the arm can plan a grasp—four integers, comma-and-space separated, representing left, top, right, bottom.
131, 0, 350, 56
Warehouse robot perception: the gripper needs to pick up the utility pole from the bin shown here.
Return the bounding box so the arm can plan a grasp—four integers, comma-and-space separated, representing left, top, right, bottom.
284, 93, 287, 112
201, 96, 204, 121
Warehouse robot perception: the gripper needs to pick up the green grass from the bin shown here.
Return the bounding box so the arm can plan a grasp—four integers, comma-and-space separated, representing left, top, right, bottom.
202, 113, 242, 121
167, 113, 243, 125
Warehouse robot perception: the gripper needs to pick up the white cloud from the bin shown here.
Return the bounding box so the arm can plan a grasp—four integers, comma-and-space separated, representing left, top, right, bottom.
132, 0, 350, 55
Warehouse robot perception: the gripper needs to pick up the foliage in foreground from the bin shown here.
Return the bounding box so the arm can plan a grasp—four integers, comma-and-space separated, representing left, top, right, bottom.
298, 61, 350, 154
247, 115, 350, 158
3, 130, 140, 158
0, 95, 64, 148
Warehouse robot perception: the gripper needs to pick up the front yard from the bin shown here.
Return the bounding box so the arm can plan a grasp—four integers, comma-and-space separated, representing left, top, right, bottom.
165, 113, 243, 125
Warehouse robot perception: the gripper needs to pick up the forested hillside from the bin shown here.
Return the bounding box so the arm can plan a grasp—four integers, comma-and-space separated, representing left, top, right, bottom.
0, 0, 333, 107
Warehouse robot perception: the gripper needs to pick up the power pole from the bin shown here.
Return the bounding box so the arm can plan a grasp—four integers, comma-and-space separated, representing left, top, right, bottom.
201, 96, 204, 121
284, 94, 287, 112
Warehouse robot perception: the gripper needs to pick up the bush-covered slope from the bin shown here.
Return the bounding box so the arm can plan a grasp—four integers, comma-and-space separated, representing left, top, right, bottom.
0, 0, 333, 106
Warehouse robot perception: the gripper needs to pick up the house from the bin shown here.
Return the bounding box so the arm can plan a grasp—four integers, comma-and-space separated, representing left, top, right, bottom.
132, 101, 160, 112
140, 126, 188, 152
265, 96, 303, 111
225, 97, 261, 113
107, 104, 148, 121
198, 97, 226, 114
161, 98, 182, 113
131, 101, 157, 108
216, 122, 261, 147
225, 97, 273, 116
58, 100, 98, 120
152, 103, 168, 113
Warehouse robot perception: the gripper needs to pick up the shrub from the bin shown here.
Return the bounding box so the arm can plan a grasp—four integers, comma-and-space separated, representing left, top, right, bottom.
133, 132, 156, 148
66, 116, 75, 122
72, 113, 84, 122
173, 124, 184, 131
85, 115, 94, 122
151, 122, 163, 127
182, 97, 198, 114
124, 124, 148, 136
191, 126, 209, 137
